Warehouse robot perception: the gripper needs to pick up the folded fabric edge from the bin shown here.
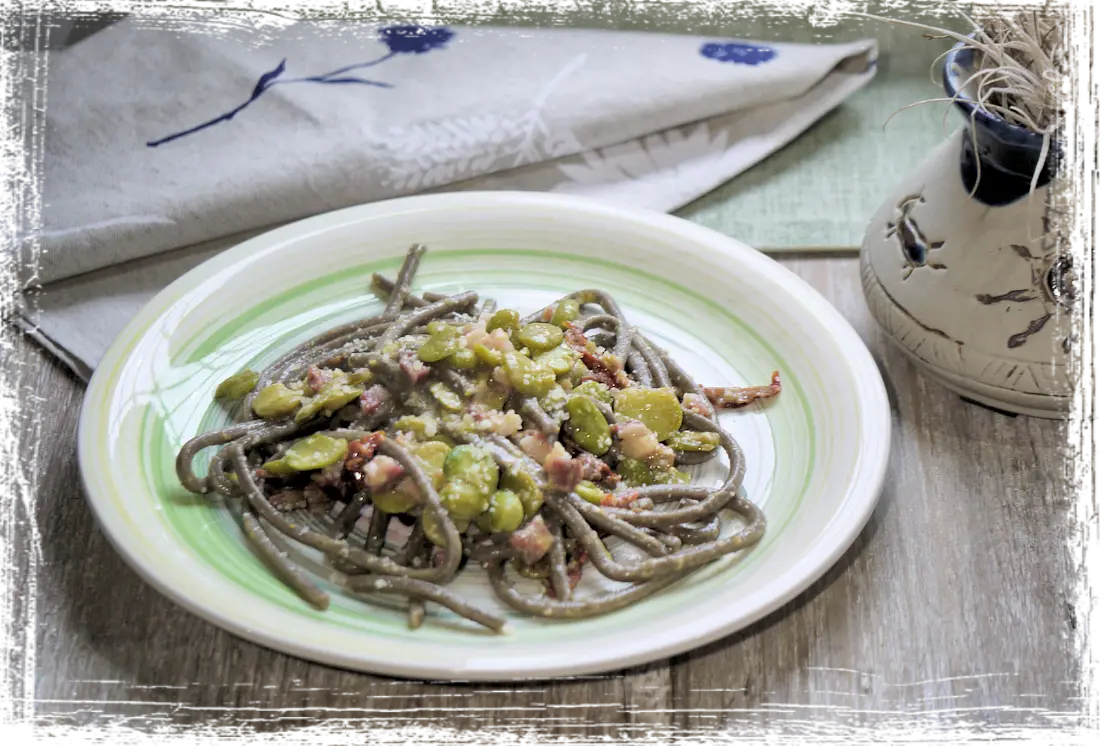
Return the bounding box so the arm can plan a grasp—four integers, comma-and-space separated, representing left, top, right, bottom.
0, 13, 880, 294
19, 39, 880, 382
438, 43, 879, 223
0, 57, 875, 294
148, 8, 884, 179
663, 45, 880, 215
12, 314, 94, 383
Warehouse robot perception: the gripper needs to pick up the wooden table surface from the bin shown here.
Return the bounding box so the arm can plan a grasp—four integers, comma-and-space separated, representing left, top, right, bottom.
12, 254, 1079, 738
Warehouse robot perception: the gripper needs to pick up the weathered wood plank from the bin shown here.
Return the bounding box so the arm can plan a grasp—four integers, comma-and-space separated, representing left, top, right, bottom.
668, 258, 1100, 746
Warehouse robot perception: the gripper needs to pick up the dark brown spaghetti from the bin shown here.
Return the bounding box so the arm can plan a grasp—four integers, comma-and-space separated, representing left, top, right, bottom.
176, 245, 780, 632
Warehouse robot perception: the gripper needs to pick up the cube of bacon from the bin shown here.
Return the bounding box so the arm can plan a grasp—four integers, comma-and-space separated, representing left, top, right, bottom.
345, 431, 385, 473
544, 442, 584, 493
305, 366, 333, 393
359, 385, 391, 417
682, 393, 713, 418
363, 455, 406, 493
574, 452, 620, 486
600, 490, 640, 509
616, 420, 660, 461
398, 351, 430, 385
484, 328, 515, 353
508, 515, 555, 565
563, 323, 593, 355
615, 420, 676, 469
519, 430, 554, 463
563, 324, 626, 388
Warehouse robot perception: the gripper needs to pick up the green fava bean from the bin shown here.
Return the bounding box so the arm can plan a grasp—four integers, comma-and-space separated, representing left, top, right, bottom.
617, 457, 656, 486
412, 441, 451, 489
573, 380, 613, 406
215, 369, 259, 400
516, 323, 564, 353
565, 396, 612, 456
575, 480, 606, 505
251, 383, 303, 419
501, 469, 544, 518
473, 343, 503, 367
538, 385, 568, 413
503, 352, 555, 397
656, 467, 691, 485
475, 374, 511, 410
535, 345, 577, 376
295, 381, 364, 423
484, 490, 524, 533
666, 431, 721, 452
486, 309, 520, 333
550, 298, 581, 327
440, 480, 489, 520
422, 511, 469, 547
614, 387, 683, 441
443, 445, 500, 494
394, 415, 433, 436
442, 445, 477, 478
283, 434, 348, 471
448, 347, 478, 370
418, 333, 461, 363
625, 461, 688, 486
260, 457, 298, 477
373, 488, 418, 514
429, 382, 464, 412
427, 321, 457, 337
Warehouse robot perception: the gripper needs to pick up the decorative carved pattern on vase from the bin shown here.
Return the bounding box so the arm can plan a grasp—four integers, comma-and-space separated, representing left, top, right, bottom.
885, 194, 947, 280
974, 234, 1076, 351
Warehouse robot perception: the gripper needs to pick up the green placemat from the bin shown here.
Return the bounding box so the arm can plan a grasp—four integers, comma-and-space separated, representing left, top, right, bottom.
157, 0, 963, 250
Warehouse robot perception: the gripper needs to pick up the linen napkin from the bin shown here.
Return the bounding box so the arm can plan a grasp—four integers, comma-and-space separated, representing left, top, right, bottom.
19, 19, 877, 379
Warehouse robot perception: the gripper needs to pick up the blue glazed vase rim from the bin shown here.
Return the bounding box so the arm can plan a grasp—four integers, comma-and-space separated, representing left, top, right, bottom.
941, 34, 1056, 150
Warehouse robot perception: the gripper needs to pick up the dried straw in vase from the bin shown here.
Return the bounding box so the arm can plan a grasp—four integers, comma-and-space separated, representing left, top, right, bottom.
831, 0, 1100, 195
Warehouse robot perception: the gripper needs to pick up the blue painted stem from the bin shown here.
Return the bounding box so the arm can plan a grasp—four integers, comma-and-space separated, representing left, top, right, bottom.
147, 98, 259, 148
309, 51, 397, 79
147, 52, 397, 148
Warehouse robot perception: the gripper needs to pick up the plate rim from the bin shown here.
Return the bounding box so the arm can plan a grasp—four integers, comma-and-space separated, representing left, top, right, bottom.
78, 190, 891, 681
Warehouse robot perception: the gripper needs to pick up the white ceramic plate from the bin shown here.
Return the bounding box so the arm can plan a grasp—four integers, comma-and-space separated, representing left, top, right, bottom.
79, 192, 890, 681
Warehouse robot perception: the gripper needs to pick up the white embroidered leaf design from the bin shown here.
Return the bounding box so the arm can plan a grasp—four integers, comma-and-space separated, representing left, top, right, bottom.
374, 54, 588, 192
376, 113, 517, 191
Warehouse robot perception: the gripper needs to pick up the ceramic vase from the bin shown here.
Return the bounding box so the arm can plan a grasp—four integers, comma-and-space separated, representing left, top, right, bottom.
860, 40, 1072, 418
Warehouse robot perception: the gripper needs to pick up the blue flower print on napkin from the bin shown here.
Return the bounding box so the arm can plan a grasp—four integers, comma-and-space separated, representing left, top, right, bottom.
147, 25, 454, 147
700, 41, 777, 66
379, 25, 454, 54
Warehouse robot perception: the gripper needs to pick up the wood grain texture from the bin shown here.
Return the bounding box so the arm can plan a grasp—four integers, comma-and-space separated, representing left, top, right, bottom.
13, 257, 1077, 736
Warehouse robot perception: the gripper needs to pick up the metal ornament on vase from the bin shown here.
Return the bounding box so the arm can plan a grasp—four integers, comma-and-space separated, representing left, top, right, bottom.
860, 39, 1071, 419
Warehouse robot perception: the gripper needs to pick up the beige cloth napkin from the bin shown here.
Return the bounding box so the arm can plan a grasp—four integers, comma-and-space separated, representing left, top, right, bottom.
19, 20, 877, 378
